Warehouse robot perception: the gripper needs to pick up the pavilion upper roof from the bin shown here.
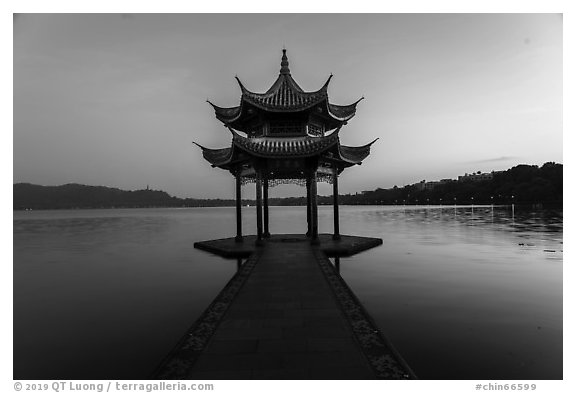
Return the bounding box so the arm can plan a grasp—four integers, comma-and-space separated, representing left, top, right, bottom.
208, 50, 363, 129
237, 73, 329, 112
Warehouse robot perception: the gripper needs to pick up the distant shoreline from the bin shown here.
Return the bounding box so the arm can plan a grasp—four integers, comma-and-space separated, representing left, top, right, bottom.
14, 202, 562, 212
13, 163, 562, 211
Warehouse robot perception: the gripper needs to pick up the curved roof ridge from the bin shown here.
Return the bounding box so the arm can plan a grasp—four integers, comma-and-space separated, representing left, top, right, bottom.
193, 142, 234, 167
240, 73, 329, 112
241, 73, 324, 98
207, 100, 242, 124
192, 141, 207, 150
339, 137, 378, 149
320, 73, 333, 92
234, 76, 247, 92
327, 96, 364, 121
336, 138, 378, 164
281, 74, 305, 94
363, 137, 379, 147
206, 100, 239, 112
263, 74, 289, 95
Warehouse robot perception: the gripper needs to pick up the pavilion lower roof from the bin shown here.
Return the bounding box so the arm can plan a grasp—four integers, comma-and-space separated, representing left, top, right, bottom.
231, 131, 340, 158
195, 133, 376, 171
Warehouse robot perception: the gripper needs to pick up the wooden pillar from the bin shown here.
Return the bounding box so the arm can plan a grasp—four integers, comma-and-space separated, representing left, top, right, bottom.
263, 178, 270, 238
306, 176, 312, 237
255, 173, 263, 246
332, 171, 341, 241
310, 169, 319, 243
235, 172, 243, 243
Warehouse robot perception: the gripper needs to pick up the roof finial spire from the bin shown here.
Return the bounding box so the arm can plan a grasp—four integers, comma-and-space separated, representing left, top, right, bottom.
280, 48, 290, 75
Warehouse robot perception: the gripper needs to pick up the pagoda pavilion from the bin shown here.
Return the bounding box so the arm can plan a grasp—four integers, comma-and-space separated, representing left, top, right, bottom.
196, 50, 376, 245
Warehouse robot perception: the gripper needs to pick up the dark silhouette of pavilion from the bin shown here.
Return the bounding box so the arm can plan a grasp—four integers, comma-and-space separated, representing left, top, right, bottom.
196, 50, 377, 245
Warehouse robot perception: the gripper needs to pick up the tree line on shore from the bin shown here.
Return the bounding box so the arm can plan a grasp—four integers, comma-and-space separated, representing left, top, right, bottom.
13, 162, 562, 210
333, 162, 562, 207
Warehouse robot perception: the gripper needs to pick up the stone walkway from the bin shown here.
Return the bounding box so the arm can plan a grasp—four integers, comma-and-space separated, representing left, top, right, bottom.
187, 240, 375, 379
155, 235, 415, 380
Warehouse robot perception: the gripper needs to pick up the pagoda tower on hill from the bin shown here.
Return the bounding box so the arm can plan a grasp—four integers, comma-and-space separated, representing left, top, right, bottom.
196, 49, 377, 245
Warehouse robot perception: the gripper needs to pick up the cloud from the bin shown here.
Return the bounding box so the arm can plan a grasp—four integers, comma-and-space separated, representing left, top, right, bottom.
465, 156, 519, 164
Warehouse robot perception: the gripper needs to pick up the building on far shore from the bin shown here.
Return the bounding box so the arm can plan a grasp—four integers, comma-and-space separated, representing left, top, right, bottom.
458, 171, 503, 183
413, 178, 455, 191
412, 171, 503, 191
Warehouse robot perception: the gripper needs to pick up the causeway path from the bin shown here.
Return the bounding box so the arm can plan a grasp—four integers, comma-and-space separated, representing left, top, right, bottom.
156, 234, 414, 380
188, 239, 375, 379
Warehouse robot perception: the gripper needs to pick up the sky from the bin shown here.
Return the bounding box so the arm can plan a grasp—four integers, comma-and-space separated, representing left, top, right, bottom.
13, 13, 563, 199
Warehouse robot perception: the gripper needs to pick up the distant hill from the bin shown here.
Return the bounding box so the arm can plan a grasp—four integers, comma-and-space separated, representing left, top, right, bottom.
13, 162, 562, 210
337, 162, 563, 207
13, 183, 235, 210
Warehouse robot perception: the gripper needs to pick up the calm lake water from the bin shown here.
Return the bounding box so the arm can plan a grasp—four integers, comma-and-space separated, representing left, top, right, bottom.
13, 205, 562, 380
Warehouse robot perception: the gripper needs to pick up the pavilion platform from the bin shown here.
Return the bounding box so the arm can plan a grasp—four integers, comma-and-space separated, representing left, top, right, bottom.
155, 234, 415, 380
193, 233, 383, 259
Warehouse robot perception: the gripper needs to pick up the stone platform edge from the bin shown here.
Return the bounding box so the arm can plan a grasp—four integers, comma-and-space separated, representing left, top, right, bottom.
193, 233, 384, 259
